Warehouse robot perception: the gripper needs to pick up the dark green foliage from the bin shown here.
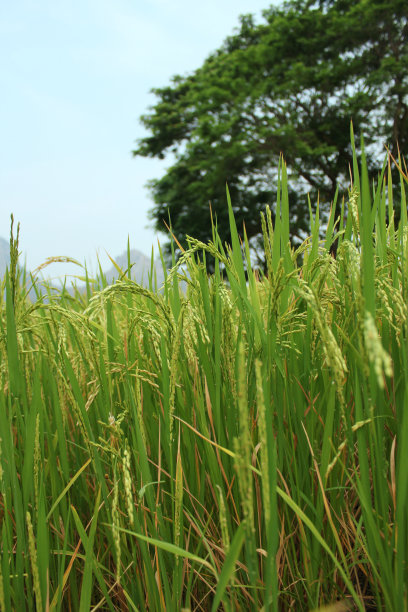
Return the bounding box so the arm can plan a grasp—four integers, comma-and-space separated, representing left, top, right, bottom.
134, 0, 408, 261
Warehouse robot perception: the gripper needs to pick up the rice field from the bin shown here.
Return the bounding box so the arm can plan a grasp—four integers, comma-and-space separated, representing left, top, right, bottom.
0, 138, 407, 610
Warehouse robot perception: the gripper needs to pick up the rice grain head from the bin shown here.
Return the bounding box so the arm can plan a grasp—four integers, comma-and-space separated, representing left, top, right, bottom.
255, 359, 270, 526
216, 484, 230, 554
112, 473, 121, 584
26, 511, 43, 611
122, 445, 134, 527
363, 311, 393, 388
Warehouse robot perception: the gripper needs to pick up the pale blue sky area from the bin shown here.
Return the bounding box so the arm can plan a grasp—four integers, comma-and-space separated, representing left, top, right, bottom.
0, 0, 276, 279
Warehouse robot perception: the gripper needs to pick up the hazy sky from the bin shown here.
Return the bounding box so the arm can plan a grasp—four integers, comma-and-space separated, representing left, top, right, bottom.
0, 0, 275, 279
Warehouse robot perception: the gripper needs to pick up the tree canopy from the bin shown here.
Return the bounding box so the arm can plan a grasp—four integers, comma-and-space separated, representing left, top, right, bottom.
134, 0, 408, 259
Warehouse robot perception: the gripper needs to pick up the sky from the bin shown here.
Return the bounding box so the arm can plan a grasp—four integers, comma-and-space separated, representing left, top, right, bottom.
0, 0, 276, 279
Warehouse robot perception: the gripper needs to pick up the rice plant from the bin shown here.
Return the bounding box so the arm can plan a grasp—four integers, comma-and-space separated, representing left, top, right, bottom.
0, 134, 407, 610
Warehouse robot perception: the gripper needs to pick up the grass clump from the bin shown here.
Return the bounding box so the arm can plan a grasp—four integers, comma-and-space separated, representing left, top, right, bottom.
0, 137, 407, 611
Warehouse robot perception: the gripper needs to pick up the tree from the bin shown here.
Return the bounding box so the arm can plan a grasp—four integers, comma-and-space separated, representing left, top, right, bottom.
134, 0, 408, 261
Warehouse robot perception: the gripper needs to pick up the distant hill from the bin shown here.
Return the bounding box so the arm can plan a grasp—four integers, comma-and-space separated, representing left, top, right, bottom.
0, 238, 166, 291
0, 237, 10, 277
103, 249, 165, 288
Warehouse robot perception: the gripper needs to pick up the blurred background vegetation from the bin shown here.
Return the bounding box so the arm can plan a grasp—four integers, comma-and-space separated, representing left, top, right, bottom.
134, 0, 407, 265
